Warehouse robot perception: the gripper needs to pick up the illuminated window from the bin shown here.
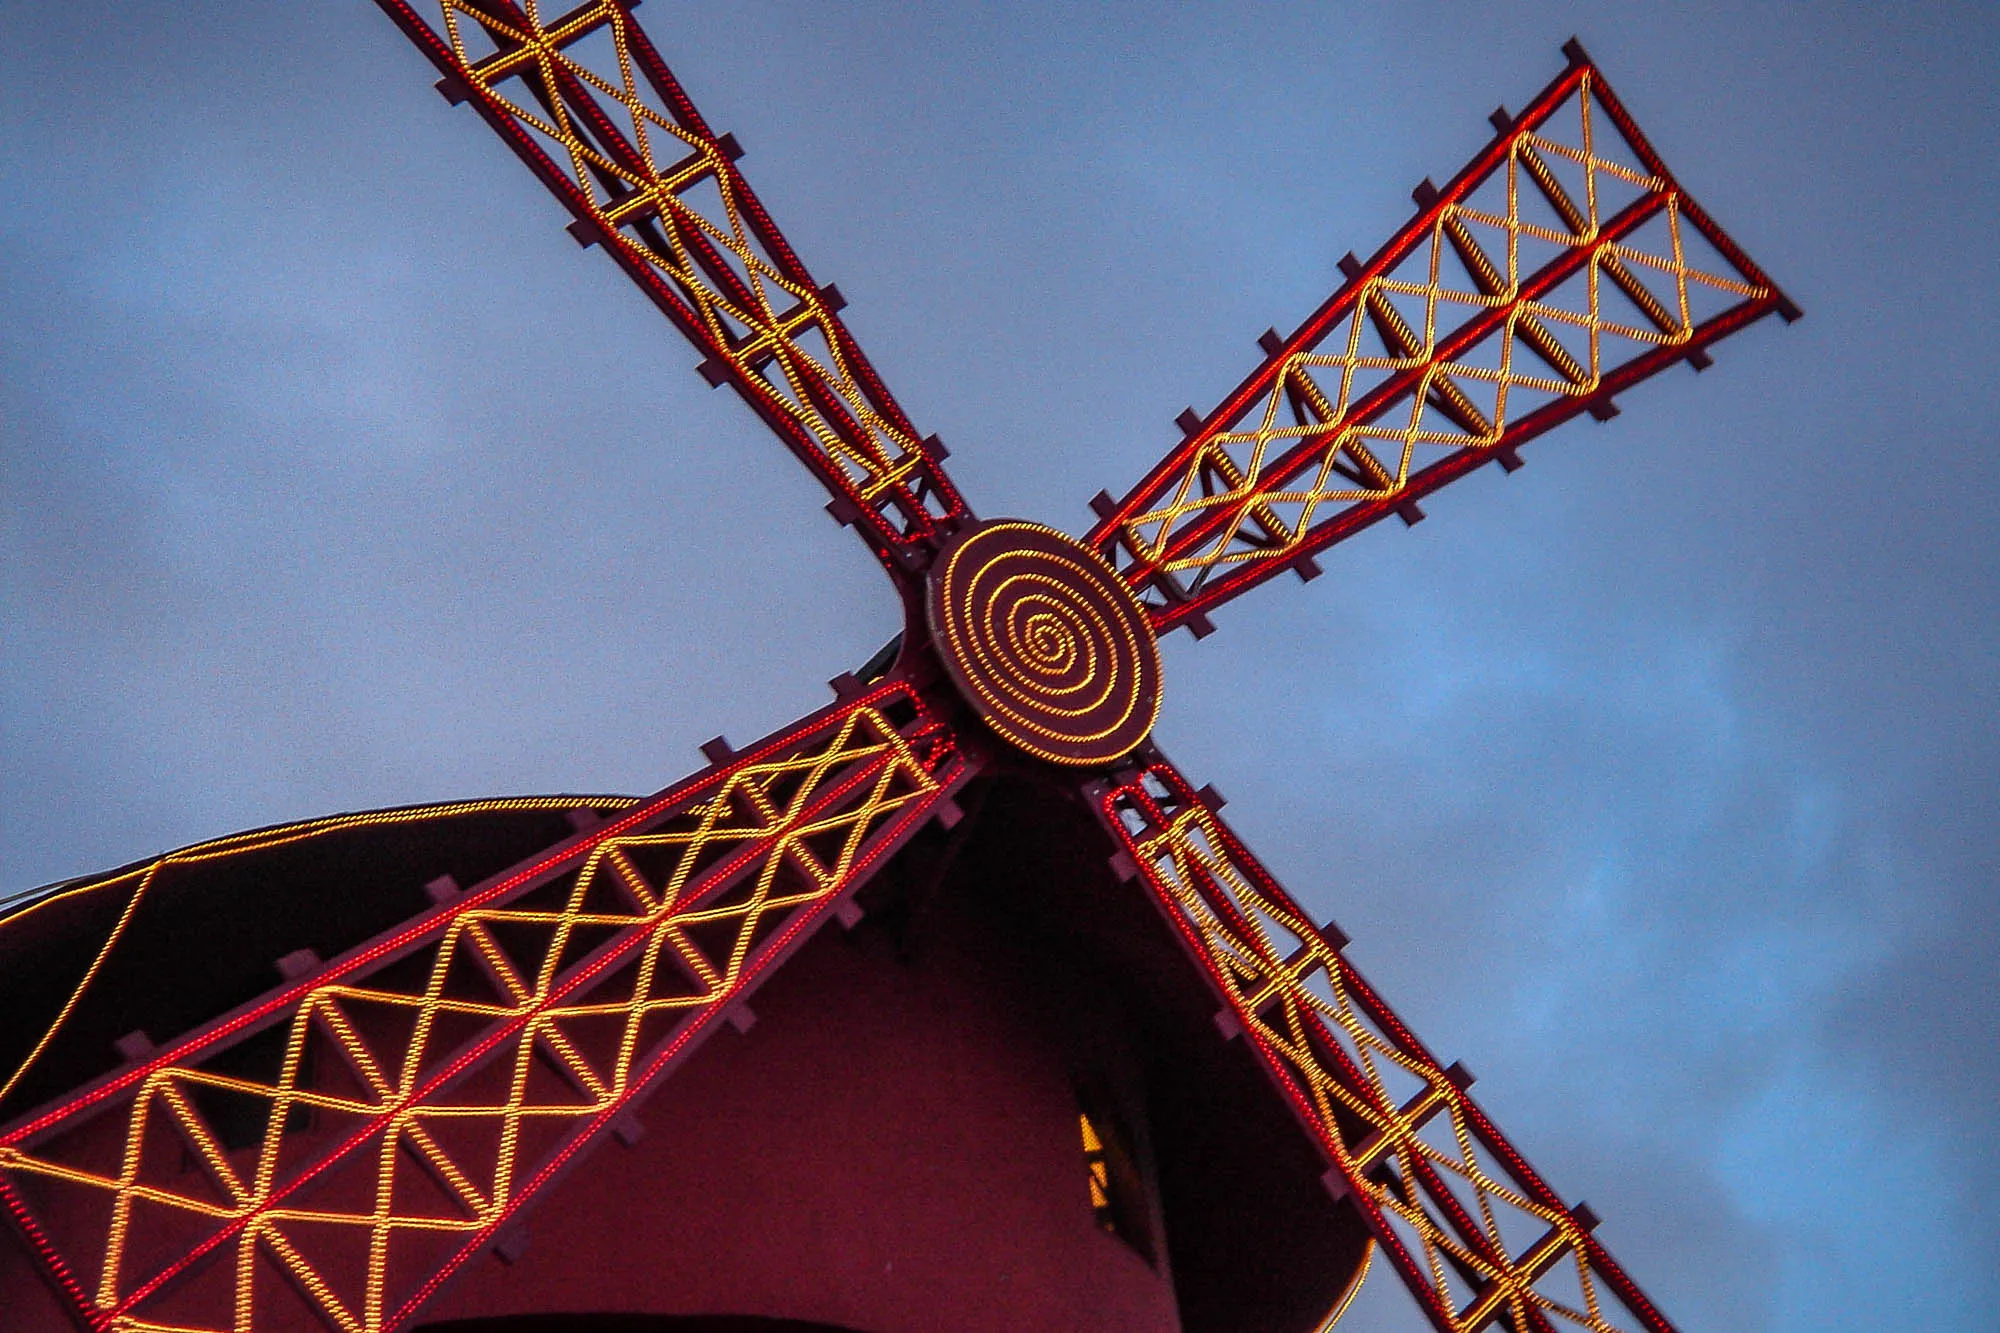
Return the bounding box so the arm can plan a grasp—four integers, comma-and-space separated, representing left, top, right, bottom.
1081, 1112, 1112, 1216
1078, 1107, 1153, 1263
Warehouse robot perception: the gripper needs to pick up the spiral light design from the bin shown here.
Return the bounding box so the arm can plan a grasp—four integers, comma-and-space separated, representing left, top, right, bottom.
926, 520, 1162, 766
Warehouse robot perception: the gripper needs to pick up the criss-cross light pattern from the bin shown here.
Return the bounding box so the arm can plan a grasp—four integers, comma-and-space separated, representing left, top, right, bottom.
0, 689, 963, 1333
1, 9, 1794, 1330
0, 797, 642, 1116
1088, 54, 1793, 631
927, 521, 1163, 767
379, 0, 968, 569
1098, 762, 1672, 1333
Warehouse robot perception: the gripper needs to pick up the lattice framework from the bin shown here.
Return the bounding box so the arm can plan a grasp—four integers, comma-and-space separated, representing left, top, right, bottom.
1, 12, 1798, 1333
1, 688, 964, 1333
1087, 48, 1796, 631
1097, 762, 1672, 1333
0, 797, 640, 1115
380, 0, 969, 572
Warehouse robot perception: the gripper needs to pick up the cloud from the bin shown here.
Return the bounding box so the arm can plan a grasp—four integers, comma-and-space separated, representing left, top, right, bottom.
3, 2, 1995, 1328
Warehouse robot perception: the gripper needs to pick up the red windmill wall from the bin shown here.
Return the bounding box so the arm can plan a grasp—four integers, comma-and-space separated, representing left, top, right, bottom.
0, 778, 1369, 1333
413, 865, 1181, 1332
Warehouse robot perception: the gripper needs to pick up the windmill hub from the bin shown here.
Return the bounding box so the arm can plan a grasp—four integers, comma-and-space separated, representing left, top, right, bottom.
925, 519, 1163, 767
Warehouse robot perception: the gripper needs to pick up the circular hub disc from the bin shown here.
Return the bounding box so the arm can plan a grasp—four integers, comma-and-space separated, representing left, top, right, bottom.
925, 519, 1162, 767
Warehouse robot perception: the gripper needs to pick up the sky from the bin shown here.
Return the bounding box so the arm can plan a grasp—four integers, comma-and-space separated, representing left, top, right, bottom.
1, 2, 1995, 1330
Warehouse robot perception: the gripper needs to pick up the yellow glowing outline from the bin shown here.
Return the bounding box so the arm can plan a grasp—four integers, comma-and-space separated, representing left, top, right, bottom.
439, 0, 932, 511
1116, 76, 1770, 588
931, 521, 1162, 766
0, 708, 942, 1333
0, 797, 638, 1113
1131, 794, 1628, 1331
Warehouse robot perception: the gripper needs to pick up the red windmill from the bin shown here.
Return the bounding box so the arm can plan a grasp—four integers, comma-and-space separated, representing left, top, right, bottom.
0, 5, 1795, 1332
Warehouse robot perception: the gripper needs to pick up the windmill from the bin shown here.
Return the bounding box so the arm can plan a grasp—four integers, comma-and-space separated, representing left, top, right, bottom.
0, 4, 1795, 1331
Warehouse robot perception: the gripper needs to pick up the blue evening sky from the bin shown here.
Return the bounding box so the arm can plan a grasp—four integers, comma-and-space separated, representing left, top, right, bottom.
2, 4, 1994, 1329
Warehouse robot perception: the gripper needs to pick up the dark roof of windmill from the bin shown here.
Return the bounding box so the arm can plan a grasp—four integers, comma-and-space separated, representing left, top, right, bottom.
0, 796, 636, 1117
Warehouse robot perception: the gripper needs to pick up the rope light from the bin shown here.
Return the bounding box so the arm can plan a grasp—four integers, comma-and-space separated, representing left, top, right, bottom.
0, 692, 961, 1333
1099, 764, 1667, 1333
1089, 61, 1790, 627
926, 520, 1162, 765
0, 797, 638, 1113
1318, 1240, 1374, 1331
406, 0, 967, 554
3, 8, 1794, 1330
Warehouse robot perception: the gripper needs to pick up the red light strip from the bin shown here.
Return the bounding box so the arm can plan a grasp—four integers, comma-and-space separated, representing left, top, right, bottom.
1088, 52, 1793, 632
370, 0, 970, 579
104, 741, 952, 1325
1108, 57, 1585, 506
0, 1175, 107, 1331
1, 682, 960, 1331
384, 758, 957, 1329
1095, 760, 1677, 1333
0, 683, 908, 1149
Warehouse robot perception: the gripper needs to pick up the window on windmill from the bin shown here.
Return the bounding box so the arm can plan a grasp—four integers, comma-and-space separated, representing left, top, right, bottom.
1078, 1109, 1153, 1263
1082, 1112, 1111, 1212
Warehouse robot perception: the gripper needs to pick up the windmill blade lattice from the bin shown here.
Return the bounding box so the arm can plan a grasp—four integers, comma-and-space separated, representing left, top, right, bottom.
0, 687, 967, 1333
375, 0, 971, 577
0, 9, 1796, 1332
1088, 42, 1797, 637
1094, 758, 1670, 1333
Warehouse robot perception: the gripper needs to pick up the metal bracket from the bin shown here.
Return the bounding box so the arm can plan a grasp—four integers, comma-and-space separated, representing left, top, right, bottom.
113, 1031, 155, 1064
275, 949, 322, 983
492, 1223, 530, 1265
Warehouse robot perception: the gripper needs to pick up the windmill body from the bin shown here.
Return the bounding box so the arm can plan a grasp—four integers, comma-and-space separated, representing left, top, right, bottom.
0, 781, 1367, 1332
0, 6, 1793, 1332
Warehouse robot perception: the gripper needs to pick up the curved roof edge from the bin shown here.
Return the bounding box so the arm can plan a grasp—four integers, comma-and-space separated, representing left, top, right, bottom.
0, 793, 642, 923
